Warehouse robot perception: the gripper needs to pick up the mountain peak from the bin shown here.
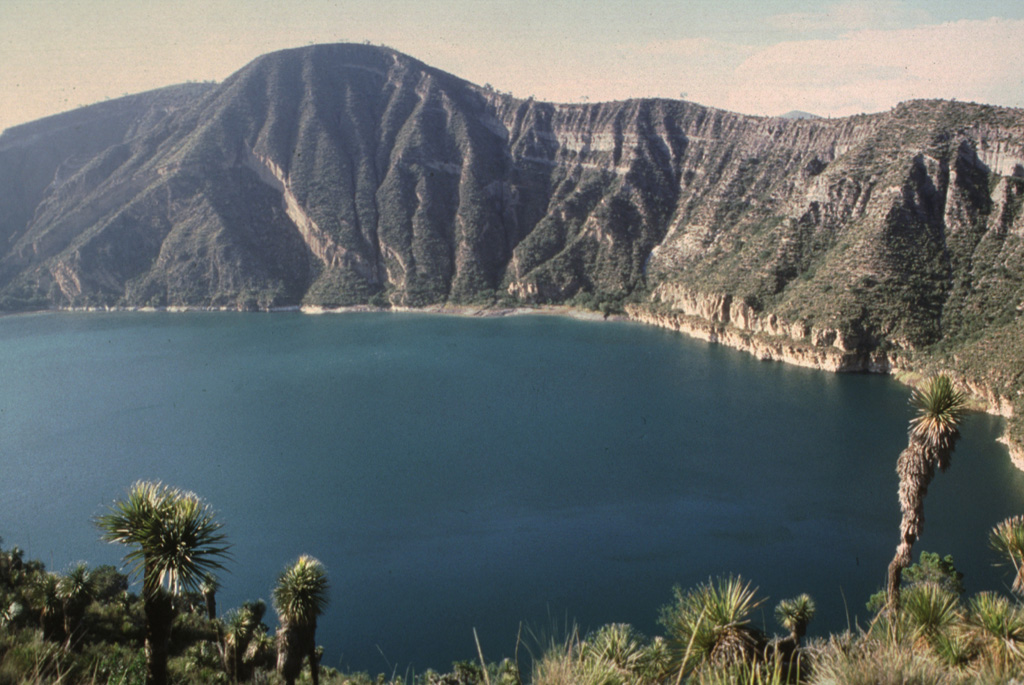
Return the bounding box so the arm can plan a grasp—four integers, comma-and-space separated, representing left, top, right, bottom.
778, 110, 820, 120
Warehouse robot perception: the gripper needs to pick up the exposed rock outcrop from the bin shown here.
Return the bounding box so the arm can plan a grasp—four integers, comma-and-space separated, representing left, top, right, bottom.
625, 305, 891, 373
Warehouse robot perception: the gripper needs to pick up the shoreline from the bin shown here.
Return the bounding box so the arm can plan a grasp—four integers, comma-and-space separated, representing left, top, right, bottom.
21, 302, 625, 322
11, 301, 1022, 466
622, 304, 1023, 469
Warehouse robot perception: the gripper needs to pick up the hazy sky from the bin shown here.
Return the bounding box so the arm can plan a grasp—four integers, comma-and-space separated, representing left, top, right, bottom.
2, 0, 1023, 132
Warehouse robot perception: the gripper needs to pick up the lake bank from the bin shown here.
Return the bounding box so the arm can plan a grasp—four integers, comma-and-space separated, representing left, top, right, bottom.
622, 304, 1023, 469
35, 299, 1023, 469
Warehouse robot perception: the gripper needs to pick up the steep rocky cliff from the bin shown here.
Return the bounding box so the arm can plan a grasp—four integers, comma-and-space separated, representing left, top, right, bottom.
1, 43, 1021, 451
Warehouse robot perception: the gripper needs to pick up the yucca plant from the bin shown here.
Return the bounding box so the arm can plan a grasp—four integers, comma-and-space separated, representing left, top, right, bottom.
223, 599, 267, 682
531, 626, 629, 685
272, 555, 329, 685
199, 572, 219, 621
97, 481, 230, 685
886, 376, 968, 613
775, 594, 816, 646
902, 583, 961, 648
908, 376, 968, 458
990, 515, 1024, 596
584, 623, 644, 668
243, 624, 275, 674
930, 629, 977, 669
56, 562, 94, 650
966, 591, 1024, 669
660, 575, 767, 679
30, 572, 62, 643
0, 599, 23, 629
578, 623, 661, 684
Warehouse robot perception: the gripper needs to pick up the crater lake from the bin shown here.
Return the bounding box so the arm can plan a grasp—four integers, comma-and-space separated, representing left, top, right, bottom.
2, 311, 1022, 673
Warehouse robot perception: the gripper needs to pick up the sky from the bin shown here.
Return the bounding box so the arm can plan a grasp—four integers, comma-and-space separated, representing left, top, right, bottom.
2, 0, 1023, 133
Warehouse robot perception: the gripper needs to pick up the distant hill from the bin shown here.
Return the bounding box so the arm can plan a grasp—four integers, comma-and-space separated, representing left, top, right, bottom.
1, 43, 1022, 453
779, 110, 821, 119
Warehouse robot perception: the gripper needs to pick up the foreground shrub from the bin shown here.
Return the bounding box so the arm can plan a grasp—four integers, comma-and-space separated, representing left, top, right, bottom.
805, 632, 965, 685
659, 575, 767, 679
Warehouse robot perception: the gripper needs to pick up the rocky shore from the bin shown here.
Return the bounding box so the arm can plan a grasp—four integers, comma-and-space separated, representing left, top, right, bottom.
624, 301, 1023, 468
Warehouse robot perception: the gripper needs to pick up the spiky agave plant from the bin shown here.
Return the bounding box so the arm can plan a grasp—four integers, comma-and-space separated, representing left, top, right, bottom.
902, 583, 961, 649
273, 555, 329, 685
990, 515, 1024, 596
774, 594, 816, 646
966, 592, 1024, 669
659, 575, 766, 679
886, 376, 968, 614
579, 623, 663, 683
97, 481, 230, 685
532, 626, 637, 685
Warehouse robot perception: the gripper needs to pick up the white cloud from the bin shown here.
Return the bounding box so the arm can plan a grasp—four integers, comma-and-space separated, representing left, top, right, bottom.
448, 16, 1024, 116
690, 18, 1024, 117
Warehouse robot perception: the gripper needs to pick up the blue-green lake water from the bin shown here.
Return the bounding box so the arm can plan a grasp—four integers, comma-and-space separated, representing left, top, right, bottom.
2, 311, 1023, 673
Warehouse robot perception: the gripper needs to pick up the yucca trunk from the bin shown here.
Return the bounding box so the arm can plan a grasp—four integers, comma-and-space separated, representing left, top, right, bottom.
223, 636, 242, 683
63, 609, 73, 650
204, 588, 217, 620
309, 619, 321, 685
276, 620, 304, 685
61, 602, 85, 651
887, 438, 941, 613
39, 606, 60, 643
222, 644, 236, 683
143, 590, 175, 685
277, 620, 319, 685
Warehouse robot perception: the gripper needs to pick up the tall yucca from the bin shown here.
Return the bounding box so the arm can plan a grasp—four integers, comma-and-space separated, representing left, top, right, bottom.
990, 515, 1024, 595
273, 555, 329, 626
97, 481, 230, 685
273, 555, 329, 685
56, 562, 94, 649
97, 481, 229, 596
886, 376, 968, 614
908, 375, 968, 465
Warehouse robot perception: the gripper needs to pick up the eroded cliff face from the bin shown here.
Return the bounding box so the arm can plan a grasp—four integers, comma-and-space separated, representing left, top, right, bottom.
624, 304, 891, 373
1, 43, 1022, 451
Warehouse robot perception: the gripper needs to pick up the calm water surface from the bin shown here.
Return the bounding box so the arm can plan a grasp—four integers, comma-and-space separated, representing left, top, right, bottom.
2, 311, 1023, 673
